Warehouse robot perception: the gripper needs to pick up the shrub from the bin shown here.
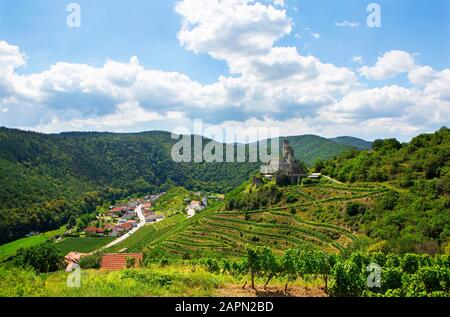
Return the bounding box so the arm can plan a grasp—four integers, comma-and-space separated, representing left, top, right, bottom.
13, 243, 62, 273
79, 253, 102, 269
346, 202, 367, 217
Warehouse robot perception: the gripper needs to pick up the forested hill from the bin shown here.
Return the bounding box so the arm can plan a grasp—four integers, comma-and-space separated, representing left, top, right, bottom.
283, 135, 354, 165
316, 127, 449, 253
0, 128, 259, 243
318, 126, 449, 188
329, 136, 373, 150
0, 127, 369, 244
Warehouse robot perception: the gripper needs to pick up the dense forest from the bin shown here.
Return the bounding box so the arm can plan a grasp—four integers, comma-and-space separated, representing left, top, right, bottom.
0, 127, 361, 244
316, 126, 449, 186
314, 127, 450, 254
0, 128, 256, 243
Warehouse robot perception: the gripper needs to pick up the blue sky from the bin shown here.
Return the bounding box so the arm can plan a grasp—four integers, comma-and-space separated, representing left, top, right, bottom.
0, 0, 449, 141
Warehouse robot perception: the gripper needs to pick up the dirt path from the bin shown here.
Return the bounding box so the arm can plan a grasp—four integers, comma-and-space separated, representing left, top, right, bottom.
214, 285, 327, 297
322, 175, 343, 184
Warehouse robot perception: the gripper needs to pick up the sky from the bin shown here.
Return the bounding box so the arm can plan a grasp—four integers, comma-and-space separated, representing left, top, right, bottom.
0, 0, 449, 142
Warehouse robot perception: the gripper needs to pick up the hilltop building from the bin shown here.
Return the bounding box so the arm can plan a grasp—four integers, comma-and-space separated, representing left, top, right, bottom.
260, 140, 307, 185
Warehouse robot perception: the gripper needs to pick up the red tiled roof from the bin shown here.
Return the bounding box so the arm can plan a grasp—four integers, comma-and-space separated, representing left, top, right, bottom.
100, 253, 143, 271
110, 207, 126, 213
85, 226, 98, 233
120, 223, 133, 230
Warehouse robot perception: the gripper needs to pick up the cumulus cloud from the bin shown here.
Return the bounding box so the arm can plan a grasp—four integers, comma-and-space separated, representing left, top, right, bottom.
408, 65, 436, 85
359, 50, 416, 80
175, 0, 292, 60
0, 1, 448, 141
0, 41, 26, 76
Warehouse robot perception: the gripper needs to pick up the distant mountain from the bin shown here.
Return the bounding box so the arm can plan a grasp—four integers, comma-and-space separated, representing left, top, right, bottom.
283, 135, 353, 165
329, 136, 373, 150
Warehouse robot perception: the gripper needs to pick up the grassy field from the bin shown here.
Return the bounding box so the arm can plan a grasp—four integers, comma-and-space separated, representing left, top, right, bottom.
0, 226, 66, 261
0, 263, 325, 297
54, 237, 115, 255
152, 187, 194, 217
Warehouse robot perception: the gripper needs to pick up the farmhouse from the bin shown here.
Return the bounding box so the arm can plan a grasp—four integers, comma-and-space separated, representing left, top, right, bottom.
145, 214, 164, 223
111, 226, 126, 237
84, 226, 104, 236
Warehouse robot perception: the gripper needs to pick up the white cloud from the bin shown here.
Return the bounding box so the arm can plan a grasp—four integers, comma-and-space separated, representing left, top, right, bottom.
407, 65, 436, 85
272, 0, 285, 7
305, 27, 320, 39
359, 50, 416, 80
352, 55, 364, 64
335, 21, 359, 28
0, 1, 448, 142
0, 41, 26, 76
175, 0, 292, 61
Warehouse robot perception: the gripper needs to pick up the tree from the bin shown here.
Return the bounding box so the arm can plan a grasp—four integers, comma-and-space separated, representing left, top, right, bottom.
311, 250, 337, 293
346, 202, 366, 217
126, 257, 136, 269
259, 247, 280, 290
313, 159, 325, 173
281, 248, 299, 293
67, 215, 76, 229
14, 243, 62, 273
242, 246, 263, 290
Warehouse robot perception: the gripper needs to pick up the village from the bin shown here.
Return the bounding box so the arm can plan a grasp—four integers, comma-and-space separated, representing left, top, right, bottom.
78, 193, 175, 238
62, 190, 224, 271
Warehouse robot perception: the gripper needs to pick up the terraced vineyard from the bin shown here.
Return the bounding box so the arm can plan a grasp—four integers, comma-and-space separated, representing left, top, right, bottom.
144, 181, 386, 259
102, 181, 387, 259
105, 214, 188, 253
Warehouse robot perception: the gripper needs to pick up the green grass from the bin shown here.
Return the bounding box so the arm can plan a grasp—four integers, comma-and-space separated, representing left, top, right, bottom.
54, 237, 114, 255
0, 226, 66, 261
0, 263, 324, 297
152, 187, 194, 217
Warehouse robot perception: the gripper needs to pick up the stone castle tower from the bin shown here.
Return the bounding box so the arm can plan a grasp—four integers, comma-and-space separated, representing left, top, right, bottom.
260, 139, 307, 184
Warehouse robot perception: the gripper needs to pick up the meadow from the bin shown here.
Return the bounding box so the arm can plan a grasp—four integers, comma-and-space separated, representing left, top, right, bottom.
0, 263, 324, 297
0, 226, 66, 261
54, 237, 115, 255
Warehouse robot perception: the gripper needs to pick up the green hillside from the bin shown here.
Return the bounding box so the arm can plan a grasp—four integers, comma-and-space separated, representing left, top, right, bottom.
329, 136, 373, 150
0, 128, 259, 244
0, 127, 356, 244
283, 135, 353, 165
319, 127, 450, 253
101, 180, 389, 260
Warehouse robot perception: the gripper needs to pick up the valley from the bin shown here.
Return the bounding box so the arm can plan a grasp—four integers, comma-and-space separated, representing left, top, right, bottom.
0, 127, 448, 297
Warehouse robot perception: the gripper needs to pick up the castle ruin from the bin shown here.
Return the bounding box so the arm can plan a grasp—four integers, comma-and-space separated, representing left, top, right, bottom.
260, 140, 307, 185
